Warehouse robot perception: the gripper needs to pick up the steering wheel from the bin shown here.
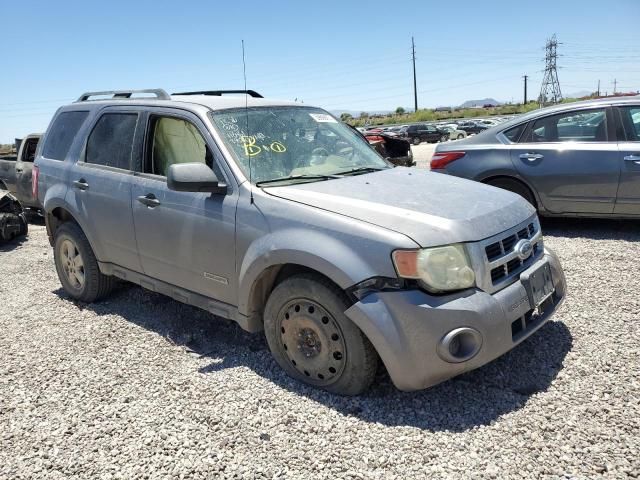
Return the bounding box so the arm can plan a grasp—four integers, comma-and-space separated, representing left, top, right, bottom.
311, 147, 330, 157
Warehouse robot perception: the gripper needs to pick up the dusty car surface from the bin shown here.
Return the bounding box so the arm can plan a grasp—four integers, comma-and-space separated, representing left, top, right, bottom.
433, 97, 640, 217
36, 89, 566, 395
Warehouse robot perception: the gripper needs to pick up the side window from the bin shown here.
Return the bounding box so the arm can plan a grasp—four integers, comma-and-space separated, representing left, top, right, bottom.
147, 116, 213, 177
619, 106, 640, 141
42, 111, 89, 160
503, 124, 526, 143
529, 109, 607, 143
21, 139, 39, 162
85, 113, 137, 170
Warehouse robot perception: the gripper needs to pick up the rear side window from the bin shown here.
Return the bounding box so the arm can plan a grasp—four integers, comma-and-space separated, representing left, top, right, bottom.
529, 109, 607, 143
86, 113, 138, 170
503, 124, 526, 143
42, 111, 89, 160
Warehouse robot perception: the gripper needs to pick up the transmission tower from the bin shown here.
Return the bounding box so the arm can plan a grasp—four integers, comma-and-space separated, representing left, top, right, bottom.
538, 34, 563, 106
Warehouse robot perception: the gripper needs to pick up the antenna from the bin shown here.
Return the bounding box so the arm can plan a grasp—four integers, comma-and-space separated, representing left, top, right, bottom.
242, 40, 254, 205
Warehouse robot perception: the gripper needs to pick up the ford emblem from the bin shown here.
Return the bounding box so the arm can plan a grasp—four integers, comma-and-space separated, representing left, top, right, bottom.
515, 239, 533, 260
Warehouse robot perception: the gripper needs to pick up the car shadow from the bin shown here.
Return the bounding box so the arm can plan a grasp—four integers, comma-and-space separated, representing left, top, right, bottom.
541, 216, 640, 241
53, 283, 573, 432
0, 233, 29, 252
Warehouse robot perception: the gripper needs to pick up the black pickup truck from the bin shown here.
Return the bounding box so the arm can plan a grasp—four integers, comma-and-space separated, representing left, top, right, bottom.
0, 134, 41, 214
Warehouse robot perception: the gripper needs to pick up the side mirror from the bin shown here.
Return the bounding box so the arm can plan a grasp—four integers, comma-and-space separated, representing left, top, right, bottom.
167, 163, 227, 194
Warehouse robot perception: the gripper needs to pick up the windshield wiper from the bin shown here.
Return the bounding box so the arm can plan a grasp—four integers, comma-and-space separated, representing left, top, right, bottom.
255, 174, 341, 187
334, 166, 387, 176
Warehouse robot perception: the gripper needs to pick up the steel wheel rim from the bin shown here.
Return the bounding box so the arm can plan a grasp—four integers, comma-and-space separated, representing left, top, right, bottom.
60, 239, 85, 290
277, 299, 347, 385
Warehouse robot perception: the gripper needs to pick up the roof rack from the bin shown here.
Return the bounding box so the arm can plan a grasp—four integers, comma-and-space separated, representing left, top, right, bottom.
171, 90, 263, 98
75, 89, 170, 102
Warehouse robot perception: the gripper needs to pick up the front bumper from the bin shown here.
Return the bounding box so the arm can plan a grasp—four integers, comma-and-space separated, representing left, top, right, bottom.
344, 247, 566, 391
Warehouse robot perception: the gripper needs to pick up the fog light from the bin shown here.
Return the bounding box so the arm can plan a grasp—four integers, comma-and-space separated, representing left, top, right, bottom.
437, 327, 482, 363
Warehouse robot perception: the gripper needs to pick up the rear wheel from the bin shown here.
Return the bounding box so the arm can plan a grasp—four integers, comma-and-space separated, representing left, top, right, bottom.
486, 178, 536, 207
264, 274, 378, 395
412, 137, 421, 146
457, 134, 464, 139
54, 222, 116, 302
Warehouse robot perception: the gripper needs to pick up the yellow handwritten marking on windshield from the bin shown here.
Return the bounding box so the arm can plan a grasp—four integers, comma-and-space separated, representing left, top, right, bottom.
241, 136, 262, 157
241, 136, 287, 157
270, 141, 286, 153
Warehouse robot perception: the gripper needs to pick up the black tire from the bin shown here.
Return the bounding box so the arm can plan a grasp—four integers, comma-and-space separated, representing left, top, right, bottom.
440, 134, 448, 142
53, 222, 116, 302
412, 137, 421, 146
264, 274, 378, 395
487, 178, 536, 207
457, 134, 464, 139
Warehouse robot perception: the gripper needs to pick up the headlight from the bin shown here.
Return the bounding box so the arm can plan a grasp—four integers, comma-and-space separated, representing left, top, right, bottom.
392, 244, 475, 292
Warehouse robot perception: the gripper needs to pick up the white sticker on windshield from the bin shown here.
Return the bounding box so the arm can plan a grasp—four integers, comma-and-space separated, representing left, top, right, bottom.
309, 113, 337, 123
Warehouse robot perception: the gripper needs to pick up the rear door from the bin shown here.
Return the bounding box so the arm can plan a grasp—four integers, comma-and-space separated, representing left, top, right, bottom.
614, 104, 640, 215
66, 107, 143, 271
509, 106, 619, 214
131, 108, 238, 305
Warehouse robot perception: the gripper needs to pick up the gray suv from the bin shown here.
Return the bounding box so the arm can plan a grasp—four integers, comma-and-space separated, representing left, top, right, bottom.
433, 97, 640, 217
35, 89, 566, 395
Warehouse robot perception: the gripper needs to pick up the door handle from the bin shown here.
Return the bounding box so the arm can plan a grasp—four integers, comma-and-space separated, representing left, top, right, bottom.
73, 179, 89, 190
623, 154, 640, 165
137, 194, 160, 208
519, 153, 544, 161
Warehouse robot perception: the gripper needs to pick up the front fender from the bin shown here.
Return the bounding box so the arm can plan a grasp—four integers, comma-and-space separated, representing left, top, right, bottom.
237, 228, 397, 316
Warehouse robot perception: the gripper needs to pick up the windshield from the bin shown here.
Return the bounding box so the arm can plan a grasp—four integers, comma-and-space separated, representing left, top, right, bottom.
209, 106, 389, 185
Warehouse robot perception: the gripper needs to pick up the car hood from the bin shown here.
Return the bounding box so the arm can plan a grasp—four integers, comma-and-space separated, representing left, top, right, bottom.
264, 168, 536, 247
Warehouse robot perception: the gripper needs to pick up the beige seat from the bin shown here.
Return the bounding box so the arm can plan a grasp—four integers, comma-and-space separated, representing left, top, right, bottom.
153, 117, 206, 176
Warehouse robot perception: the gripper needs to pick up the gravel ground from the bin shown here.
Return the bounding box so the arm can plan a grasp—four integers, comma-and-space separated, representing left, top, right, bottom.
1, 220, 639, 479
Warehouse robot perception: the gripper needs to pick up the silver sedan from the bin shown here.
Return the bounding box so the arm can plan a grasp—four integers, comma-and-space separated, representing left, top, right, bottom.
432, 97, 640, 217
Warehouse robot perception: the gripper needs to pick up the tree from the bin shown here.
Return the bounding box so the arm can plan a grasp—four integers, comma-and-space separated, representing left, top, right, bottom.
340, 112, 353, 122
359, 112, 369, 119
395, 106, 405, 114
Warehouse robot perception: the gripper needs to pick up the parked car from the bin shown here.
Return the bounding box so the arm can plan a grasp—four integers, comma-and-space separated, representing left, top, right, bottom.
439, 126, 467, 141
352, 126, 414, 166
0, 133, 42, 214
456, 121, 489, 135
432, 96, 640, 217
36, 88, 566, 395
401, 124, 448, 145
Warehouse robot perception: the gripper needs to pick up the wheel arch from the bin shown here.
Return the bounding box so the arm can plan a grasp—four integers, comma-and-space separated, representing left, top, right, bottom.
480, 174, 540, 210
44, 202, 104, 258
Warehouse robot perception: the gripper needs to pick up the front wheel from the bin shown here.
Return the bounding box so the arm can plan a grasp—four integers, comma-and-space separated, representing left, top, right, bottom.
264, 274, 378, 395
412, 137, 421, 146
440, 134, 448, 142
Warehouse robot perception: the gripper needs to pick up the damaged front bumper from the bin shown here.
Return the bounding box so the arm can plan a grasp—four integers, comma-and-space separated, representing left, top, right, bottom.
345, 247, 566, 391
0, 191, 28, 242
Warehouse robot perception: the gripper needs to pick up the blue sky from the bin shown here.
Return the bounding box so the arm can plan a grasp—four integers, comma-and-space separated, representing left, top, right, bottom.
1, 0, 639, 142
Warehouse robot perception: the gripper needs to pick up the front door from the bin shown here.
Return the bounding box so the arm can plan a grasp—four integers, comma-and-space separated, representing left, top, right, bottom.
614, 105, 640, 215
509, 107, 619, 214
131, 109, 238, 305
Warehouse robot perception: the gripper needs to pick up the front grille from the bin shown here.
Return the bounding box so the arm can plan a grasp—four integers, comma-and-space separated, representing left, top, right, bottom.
475, 216, 544, 293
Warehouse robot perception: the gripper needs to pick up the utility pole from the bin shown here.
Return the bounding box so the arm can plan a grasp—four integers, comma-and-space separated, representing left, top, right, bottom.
597, 79, 600, 97
613, 78, 617, 95
538, 34, 563, 106
412, 37, 418, 112
523, 75, 528, 104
